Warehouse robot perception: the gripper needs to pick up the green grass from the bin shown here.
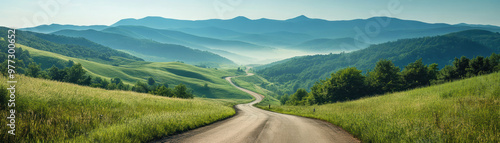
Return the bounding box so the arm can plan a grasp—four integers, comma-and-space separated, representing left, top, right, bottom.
0, 75, 248, 142
18, 44, 251, 99
232, 75, 280, 106
260, 72, 500, 142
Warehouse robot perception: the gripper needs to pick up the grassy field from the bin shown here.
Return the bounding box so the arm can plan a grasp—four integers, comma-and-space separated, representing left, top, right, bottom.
18, 44, 251, 99
0, 75, 250, 142
232, 74, 280, 106
260, 72, 500, 142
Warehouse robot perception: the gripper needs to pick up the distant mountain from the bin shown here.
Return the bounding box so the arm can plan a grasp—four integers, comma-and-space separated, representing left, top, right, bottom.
290, 37, 369, 53
52, 29, 235, 65
257, 30, 499, 93
111, 16, 500, 44
21, 24, 108, 33
101, 26, 272, 53
21, 16, 500, 65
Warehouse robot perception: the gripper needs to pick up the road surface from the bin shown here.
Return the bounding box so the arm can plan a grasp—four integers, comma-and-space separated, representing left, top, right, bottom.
153, 70, 360, 143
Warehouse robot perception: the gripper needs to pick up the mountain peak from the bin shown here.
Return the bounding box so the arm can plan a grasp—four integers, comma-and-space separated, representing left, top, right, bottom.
231, 16, 250, 21
287, 15, 311, 22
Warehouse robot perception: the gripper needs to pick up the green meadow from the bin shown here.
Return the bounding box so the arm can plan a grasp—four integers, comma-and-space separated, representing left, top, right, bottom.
260, 72, 500, 142
0, 75, 249, 142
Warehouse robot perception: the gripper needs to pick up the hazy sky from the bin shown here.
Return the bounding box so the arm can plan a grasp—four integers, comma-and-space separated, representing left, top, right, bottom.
2, 0, 500, 28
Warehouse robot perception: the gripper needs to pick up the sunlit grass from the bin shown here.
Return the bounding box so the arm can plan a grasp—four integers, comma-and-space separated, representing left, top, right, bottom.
261, 72, 500, 142
0, 75, 244, 142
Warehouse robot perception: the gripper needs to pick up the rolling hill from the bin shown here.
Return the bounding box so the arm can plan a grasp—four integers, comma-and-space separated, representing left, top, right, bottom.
52, 29, 235, 65
16, 42, 250, 99
257, 30, 499, 93
21, 24, 108, 33
101, 26, 273, 55
0, 27, 143, 68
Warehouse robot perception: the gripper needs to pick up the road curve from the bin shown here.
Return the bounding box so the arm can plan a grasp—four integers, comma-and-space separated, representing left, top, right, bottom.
153, 70, 360, 143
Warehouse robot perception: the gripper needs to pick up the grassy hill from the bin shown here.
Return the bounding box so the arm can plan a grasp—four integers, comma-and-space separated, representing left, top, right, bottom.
0, 27, 142, 68
17, 43, 251, 99
261, 72, 500, 142
0, 75, 248, 142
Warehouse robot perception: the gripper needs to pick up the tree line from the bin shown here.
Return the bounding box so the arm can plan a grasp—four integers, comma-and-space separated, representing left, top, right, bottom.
280, 53, 500, 105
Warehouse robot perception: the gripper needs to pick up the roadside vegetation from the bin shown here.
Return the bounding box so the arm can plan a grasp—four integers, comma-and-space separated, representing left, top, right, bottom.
0, 75, 245, 142
261, 72, 500, 142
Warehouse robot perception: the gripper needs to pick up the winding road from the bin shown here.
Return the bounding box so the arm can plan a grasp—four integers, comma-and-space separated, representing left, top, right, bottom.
154, 69, 359, 143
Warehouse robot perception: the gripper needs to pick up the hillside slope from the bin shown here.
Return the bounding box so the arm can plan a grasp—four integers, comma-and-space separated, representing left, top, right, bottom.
262, 72, 500, 142
0, 75, 242, 142
17, 43, 250, 99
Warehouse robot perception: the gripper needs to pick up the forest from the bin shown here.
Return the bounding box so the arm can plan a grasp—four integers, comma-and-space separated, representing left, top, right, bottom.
279, 54, 500, 105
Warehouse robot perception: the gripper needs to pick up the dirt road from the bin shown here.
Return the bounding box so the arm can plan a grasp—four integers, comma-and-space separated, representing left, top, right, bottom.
154, 71, 359, 143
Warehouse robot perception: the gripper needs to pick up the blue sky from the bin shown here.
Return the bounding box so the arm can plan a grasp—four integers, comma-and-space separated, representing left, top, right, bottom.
2, 0, 500, 28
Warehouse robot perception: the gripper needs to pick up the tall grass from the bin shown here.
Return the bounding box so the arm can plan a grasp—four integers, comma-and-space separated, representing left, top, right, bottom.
261, 72, 500, 142
0, 75, 243, 142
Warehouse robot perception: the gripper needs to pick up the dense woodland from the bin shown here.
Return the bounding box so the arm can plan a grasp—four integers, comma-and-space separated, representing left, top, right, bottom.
279, 54, 500, 105
258, 30, 500, 95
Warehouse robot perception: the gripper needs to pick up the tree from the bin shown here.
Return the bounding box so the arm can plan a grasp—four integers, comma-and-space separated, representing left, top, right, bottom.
401, 59, 430, 89
427, 63, 439, 82
203, 83, 209, 90
152, 86, 173, 97
366, 59, 402, 94
66, 63, 86, 84
438, 65, 456, 82
26, 62, 41, 77
147, 77, 156, 86
100, 79, 110, 89
325, 67, 365, 102
453, 56, 470, 78
48, 65, 65, 81
287, 88, 308, 105
489, 53, 500, 71
310, 80, 327, 104
111, 77, 122, 85
79, 76, 92, 86
279, 94, 290, 105
173, 84, 193, 99
107, 83, 117, 90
